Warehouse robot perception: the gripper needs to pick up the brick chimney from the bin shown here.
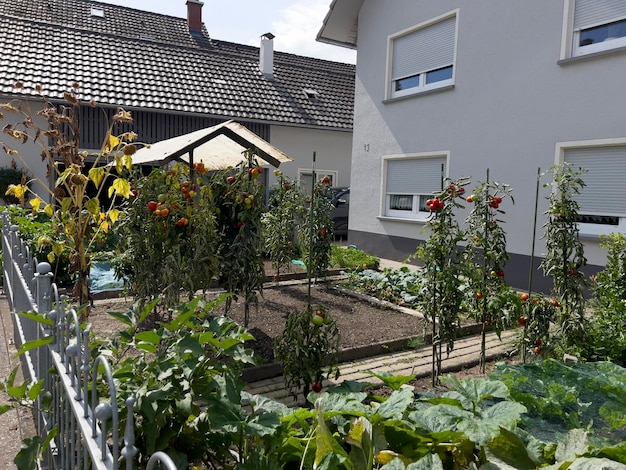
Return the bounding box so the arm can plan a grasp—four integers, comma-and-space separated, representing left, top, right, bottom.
260, 32, 275, 78
186, 0, 204, 32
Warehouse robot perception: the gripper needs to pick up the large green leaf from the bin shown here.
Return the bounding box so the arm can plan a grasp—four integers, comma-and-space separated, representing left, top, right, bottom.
409, 404, 473, 433
375, 387, 414, 421
555, 429, 589, 463
247, 412, 281, 437
407, 453, 444, 469
365, 371, 416, 391
487, 427, 539, 469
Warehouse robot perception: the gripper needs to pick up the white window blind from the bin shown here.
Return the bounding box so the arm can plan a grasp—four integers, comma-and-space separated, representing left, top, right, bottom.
386, 157, 446, 195
392, 16, 456, 81
574, 0, 626, 30
564, 146, 626, 216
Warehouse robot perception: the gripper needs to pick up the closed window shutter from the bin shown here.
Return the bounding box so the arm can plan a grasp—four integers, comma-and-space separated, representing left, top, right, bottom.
564, 146, 626, 216
574, 0, 626, 30
392, 16, 456, 81
387, 157, 446, 195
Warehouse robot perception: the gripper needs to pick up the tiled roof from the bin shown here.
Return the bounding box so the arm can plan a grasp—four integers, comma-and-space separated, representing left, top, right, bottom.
0, 0, 355, 130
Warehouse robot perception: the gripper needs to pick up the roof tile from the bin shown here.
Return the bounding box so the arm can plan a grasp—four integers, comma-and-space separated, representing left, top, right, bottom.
0, 0, 354, 130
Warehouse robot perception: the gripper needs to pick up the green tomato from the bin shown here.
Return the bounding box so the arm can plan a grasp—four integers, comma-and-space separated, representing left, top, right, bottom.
311, 314, 324, 326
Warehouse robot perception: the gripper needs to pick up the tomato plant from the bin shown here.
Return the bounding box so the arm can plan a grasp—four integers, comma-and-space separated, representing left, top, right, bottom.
414, 177, 469, 386
540, 163, 588, 356
274, 304, 340, 399
262, 169, 304, 280
115, 162, 219, 311
298, 176, 335, 279
211, 153, 266, 327
463, 177, 515, 371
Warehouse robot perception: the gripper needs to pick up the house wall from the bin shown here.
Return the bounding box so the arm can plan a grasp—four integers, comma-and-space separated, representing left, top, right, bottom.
348, 0, 625, 288
268, 125, 353, 188
1, 98, 52, 201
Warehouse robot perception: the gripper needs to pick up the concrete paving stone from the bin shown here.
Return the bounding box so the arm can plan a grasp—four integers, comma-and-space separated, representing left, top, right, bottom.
244, 329, 517, 407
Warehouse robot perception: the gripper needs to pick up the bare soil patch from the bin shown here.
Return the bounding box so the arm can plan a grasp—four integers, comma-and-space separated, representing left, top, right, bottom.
88, 280, 426, 364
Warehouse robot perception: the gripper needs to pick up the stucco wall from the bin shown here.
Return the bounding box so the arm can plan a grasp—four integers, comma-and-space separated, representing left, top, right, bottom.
0, 97, 51, 201
269, 125, 353, 188
349, 0, 626, 268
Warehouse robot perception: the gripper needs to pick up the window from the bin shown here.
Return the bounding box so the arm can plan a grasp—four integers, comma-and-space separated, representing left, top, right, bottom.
571, 0, 626, 57
558, 140, 626, 235
389, 11, 457, 99
383, 155, 447, 220
298, 169, 337, 195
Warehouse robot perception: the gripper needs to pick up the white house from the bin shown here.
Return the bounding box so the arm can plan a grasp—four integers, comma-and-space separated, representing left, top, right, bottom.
318, 0, 626, 290
0, 0, 355, 198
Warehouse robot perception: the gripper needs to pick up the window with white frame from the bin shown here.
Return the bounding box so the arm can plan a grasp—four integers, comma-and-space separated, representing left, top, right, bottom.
571, 0, 626, 57
384, 155, 447, 220
560, 142, 626, 235
389, 11, 457, 99
298, 169, 337, 194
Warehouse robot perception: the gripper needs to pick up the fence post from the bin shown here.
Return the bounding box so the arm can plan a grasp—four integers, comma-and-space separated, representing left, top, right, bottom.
35, 262, 53, 314
35, 262, 53, 434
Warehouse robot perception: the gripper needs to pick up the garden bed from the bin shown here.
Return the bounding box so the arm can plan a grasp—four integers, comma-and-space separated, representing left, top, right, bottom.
88, 280, 427, 365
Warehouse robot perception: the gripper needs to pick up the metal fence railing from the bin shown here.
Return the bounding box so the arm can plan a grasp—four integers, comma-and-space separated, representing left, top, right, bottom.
1, 213, 178, 469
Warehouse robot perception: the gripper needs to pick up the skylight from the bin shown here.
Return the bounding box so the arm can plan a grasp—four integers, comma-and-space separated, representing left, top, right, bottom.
90, 7, 105, 18
303, 88, 319, 99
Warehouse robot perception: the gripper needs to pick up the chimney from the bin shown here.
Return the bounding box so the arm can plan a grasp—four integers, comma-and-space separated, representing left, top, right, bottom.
186, 0, 204, 32
260, 32, 275, 78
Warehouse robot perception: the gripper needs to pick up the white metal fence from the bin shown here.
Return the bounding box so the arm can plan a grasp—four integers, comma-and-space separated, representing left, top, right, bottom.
1, 213, 178, 470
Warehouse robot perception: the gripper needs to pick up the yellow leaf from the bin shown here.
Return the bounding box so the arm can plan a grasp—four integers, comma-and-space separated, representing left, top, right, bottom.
108, 209, 120, 224
123, 155, 132, 171
88, 167, 105, 189
47, 252, 55, 263
52, 243, 65, 256
105, 134, 120, 153
29, 197, 41, 212
44, 204, 54, 217
101, 220, 110, 233
115, 155, 123, 174
109, 178, 131, 199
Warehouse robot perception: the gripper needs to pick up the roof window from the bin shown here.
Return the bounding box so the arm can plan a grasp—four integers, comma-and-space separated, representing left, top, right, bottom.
90, 7, 105, 18
303, 88, 319, 99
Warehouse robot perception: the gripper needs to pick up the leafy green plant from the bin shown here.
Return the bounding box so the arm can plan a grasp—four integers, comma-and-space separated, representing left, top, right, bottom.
262, 169, 304, 281
463, 177, 515, 372
540, 163, 588, 355
492, 359, 626, 448
343, 267, 426, 307
331, 245, 380, 271
586, 233, 626, 364
414, 178, 469, 386
114, 161, 218, 310
92, 295, 274, 469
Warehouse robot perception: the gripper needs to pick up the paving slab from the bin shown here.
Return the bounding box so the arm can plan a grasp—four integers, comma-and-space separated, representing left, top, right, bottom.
245, 329, 516, 406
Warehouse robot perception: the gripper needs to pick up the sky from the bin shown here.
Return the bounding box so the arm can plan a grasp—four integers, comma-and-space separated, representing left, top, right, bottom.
97, 0, 357, 64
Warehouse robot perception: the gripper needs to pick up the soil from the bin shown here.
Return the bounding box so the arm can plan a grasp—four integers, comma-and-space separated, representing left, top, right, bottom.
88, 280, 427, 365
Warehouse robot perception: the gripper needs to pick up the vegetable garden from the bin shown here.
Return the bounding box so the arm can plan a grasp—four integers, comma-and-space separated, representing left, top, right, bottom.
1, 86, 626, 469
